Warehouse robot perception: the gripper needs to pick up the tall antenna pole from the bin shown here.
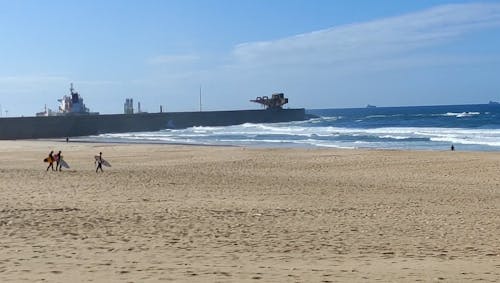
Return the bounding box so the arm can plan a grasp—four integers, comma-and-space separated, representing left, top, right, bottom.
199, 85, 202, 112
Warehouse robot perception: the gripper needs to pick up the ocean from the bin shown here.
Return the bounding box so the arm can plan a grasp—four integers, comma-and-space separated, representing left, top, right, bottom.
81, 104, 500, 151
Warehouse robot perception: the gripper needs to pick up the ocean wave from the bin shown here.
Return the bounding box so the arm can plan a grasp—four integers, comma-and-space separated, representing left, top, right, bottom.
365, 114, 405, 119
443, 112, 480, 117
83, 124, 500, 150
83, 106, 500, 151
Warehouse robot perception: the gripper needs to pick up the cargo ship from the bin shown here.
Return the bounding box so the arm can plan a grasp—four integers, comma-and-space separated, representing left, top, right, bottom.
0, 84, 307, 140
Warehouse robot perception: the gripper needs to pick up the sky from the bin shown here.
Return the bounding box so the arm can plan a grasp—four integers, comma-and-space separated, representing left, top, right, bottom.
1, 0, 500, 116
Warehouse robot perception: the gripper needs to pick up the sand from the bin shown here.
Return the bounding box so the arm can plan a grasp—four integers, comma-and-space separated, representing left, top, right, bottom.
0, 140, 498, 282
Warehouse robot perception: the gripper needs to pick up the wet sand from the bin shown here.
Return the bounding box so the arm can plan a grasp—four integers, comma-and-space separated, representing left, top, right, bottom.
0, 140, 498, 282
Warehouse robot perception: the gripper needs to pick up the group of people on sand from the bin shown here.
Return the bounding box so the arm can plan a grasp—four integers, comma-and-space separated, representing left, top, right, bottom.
45, 151, 106, 173
46, 150, 64, 172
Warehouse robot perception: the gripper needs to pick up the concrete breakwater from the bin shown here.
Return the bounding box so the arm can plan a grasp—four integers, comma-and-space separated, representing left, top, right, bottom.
0, 108, 306, 140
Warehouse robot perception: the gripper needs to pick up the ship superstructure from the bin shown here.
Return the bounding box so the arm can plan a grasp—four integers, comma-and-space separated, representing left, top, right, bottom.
58, 83, 91, 114
36, 84, 97, 116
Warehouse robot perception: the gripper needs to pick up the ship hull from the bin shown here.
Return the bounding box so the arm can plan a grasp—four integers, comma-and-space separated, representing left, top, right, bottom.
0, 108, 306, 140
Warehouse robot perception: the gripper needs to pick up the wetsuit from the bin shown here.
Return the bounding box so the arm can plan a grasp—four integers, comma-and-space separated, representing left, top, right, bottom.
96, 154, 103, 173
46, 151, 55, 171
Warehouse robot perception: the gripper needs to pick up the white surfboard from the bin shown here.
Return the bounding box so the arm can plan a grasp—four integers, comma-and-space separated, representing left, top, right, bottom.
59, 159, 70, 169
95, 156, 112, 167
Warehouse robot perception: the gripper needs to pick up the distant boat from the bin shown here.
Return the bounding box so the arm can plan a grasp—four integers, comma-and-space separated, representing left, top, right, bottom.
366, 104, 377, 108
488, 100, 499, 105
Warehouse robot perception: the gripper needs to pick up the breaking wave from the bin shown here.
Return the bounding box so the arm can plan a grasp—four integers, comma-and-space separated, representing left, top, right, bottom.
81, 104, 500, 151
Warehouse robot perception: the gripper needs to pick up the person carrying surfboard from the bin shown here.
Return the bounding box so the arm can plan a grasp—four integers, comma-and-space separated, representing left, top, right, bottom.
95, 152, 104, 173
55, 151, 63, 171
46, 151, 55, 171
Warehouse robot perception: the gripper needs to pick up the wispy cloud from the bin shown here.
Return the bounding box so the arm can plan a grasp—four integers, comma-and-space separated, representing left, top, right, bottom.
75, 80, 122, 87
0, 75, 69, 96
0, 75, 68, 84
0, 76, 124, 93
147, 54, 200, 65
231, 3, 500, 68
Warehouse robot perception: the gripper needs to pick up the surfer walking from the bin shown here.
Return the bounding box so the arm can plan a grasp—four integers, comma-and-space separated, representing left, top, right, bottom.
95, 152, 104, 173
46, 151, 55, 171
55, 151, 63, 171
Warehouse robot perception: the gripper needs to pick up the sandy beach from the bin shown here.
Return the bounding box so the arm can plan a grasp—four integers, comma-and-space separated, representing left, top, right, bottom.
0, 140, 498, 282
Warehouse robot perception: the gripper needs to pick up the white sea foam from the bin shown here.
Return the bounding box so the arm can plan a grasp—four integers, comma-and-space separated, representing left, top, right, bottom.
86, 120, 500, 150
443, 112, 480, 117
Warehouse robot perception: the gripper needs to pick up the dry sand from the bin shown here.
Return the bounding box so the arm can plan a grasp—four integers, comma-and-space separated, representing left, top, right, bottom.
0, 140, 498, 282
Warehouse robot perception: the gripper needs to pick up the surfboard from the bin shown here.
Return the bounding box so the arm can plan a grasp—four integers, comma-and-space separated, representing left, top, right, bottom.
59, 159, 70, 169
43, 156, 53, 163
94, 156, 111, 167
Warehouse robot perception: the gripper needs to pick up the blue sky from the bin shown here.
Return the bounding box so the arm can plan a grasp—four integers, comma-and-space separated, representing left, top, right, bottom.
1, 0, 500, 116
